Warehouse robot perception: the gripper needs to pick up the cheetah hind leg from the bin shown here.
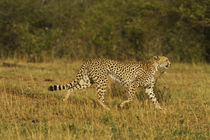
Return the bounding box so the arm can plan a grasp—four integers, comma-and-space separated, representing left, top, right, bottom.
63, 89, 72, 101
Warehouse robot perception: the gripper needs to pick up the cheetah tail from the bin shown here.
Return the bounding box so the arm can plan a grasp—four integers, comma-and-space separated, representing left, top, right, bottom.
48, 84, 67, 91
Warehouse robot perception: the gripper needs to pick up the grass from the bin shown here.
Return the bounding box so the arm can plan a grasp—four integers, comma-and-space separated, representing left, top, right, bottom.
0, 59, 209, 140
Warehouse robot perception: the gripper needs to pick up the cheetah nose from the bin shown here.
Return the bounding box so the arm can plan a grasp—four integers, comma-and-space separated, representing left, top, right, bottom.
165, 63, 170, 69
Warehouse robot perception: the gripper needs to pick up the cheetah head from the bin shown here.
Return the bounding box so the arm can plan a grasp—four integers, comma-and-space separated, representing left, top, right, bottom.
153, 56, 171, 70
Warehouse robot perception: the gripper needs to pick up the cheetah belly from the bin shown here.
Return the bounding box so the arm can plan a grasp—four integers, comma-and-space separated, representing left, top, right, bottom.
108, 73, 130, 88
108, 73, 122, 83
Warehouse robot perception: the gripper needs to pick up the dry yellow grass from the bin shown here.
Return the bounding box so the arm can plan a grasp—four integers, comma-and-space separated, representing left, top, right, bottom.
0, 59, 209, 140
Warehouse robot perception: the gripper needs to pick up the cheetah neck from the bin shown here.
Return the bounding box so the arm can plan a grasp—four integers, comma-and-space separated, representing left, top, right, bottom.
142, 60, 158, 75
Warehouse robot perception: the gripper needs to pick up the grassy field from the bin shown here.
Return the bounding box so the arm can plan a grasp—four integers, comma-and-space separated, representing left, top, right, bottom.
0, 59, 209, 140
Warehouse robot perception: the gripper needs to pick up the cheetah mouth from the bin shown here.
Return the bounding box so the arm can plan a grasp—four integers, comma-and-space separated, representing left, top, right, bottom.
165, 64, 169, 69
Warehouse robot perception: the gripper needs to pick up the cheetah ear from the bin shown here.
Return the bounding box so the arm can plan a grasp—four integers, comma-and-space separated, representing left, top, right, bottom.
153, 56, 160, 60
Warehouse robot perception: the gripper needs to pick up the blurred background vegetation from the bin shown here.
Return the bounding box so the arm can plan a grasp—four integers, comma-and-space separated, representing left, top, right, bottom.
0, 0, 209, 62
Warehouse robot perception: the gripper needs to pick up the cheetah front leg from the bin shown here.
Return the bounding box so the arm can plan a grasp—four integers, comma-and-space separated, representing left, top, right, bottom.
119, 83, 136, 108
145, 86, 162, 110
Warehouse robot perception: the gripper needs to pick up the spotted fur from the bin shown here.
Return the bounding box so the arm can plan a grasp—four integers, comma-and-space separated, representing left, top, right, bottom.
48, 56, 171, 110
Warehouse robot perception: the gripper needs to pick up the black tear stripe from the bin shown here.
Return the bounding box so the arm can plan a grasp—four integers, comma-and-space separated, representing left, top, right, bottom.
63, 85, 65, 90
54, 85, 57, 90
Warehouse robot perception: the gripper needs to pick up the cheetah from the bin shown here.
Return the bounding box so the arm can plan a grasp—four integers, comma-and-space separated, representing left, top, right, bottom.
48, 56, 171, 110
